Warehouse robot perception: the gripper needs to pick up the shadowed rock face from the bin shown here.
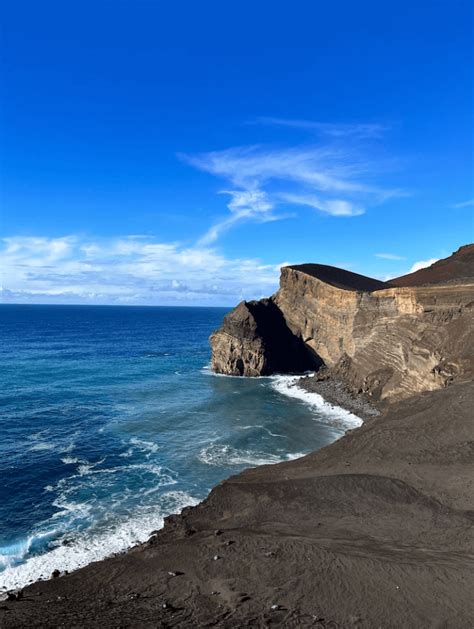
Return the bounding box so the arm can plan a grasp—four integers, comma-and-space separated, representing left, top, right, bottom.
210, 298, 322, 376
210, 245, 474, 400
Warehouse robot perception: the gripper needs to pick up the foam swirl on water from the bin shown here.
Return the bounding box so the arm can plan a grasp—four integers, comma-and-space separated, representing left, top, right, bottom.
198, 444, 305, 467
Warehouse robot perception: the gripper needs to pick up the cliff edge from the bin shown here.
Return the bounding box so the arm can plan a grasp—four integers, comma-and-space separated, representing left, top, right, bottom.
210, 245, 474, 401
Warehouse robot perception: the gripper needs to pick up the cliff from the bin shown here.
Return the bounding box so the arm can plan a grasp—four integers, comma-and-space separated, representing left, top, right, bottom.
210, 245, 474, 401
209, 298, 321, 376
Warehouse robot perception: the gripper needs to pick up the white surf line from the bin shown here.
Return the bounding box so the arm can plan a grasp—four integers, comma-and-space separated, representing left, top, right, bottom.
0, 491, 199, 592
203, 362, 363, 429
269, 374, 363, 429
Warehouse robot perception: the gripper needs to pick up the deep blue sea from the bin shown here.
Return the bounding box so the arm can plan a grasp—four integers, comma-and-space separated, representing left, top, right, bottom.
0, 305, 361, 590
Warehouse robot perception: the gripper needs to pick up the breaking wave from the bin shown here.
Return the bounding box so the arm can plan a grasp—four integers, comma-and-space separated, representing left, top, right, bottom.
269, 375, 363, 429
0, 491, 198, 592
198, 444, 305, 467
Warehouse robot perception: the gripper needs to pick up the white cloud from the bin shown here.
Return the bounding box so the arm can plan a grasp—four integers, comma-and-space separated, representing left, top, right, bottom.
184, 144, 379, 195
453, 199, 474, 208
198, 188, 277, 245
0, 235, 286, 306
280, 193, 364, 216
2, 235, 77, 266
375, 253, 407, 260
409, 258, 439, 273
181, 128, 403, 242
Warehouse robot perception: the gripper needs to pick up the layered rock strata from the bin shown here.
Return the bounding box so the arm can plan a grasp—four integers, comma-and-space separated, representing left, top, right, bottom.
210, 246, 474, 401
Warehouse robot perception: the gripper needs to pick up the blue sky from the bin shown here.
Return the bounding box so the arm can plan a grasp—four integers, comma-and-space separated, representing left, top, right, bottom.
1, 0, 473, 305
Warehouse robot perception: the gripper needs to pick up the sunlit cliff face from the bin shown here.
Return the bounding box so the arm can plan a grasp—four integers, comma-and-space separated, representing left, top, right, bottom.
211, 259, 474, 401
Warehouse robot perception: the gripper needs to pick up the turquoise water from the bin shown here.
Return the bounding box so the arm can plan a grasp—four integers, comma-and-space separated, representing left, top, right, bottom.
0, 305, 360, 590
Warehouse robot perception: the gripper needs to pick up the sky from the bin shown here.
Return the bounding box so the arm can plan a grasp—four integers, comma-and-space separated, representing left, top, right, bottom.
1, 0, 473, 306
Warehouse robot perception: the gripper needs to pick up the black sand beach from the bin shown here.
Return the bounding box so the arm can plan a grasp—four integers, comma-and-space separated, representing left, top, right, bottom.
2, 381, 473, 628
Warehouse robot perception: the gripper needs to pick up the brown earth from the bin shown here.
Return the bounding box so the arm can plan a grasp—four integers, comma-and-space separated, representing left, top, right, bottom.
390, 244, 474, 287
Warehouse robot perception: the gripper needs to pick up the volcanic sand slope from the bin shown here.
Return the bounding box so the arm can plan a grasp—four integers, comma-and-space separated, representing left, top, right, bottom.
285, 264, 389, 292
390, 244, 474, 287
1, 383, 473, 628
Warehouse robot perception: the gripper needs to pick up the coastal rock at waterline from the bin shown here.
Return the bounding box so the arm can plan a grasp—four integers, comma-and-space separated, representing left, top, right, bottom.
210, 298, 321, 377
210, 245, 474, 401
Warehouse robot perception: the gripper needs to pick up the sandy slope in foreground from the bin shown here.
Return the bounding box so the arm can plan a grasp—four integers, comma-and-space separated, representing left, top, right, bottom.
1, 382, 473, 628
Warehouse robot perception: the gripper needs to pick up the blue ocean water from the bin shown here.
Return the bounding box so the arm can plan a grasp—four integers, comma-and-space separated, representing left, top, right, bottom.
0, 305, 361, 590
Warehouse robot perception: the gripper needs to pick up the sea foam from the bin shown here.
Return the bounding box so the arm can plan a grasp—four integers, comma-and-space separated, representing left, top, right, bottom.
269, 375, 363, 429
0, 491, 198, 592
198, 443, 305, 467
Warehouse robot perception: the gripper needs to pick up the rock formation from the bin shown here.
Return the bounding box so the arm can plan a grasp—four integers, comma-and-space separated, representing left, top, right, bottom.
210, 245, 474, 401
209, 298, 321, 376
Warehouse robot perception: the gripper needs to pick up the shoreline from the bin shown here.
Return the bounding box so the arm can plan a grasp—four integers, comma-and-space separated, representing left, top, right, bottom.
1, 381, 472, 627
0, 373, 364, 594
296, 373, 381, 421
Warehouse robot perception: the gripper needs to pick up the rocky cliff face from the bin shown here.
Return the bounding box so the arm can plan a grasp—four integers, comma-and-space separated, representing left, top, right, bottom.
210, 298, 321, 376
210, 245, 474, 401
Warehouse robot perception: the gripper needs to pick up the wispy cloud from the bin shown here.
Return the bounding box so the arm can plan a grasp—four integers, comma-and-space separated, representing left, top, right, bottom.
452, 199, 474, 208
1, 235, 286, 306
256, 117, 389, 139
198, 188, 278, 245
280, 193, 364, 217
375, 253, 407, 260
182, 129, 403, 242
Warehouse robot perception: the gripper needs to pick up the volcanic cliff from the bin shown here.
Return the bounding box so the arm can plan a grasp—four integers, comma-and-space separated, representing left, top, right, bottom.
210, 245, 474, 401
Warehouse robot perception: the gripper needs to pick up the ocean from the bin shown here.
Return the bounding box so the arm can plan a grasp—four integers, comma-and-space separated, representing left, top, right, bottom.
0, 304, 361, 591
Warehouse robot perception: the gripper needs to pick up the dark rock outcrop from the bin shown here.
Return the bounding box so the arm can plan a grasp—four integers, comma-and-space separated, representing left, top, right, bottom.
287, 263, 388, 292
210, 245, 474, 401
210, 298, 321, 376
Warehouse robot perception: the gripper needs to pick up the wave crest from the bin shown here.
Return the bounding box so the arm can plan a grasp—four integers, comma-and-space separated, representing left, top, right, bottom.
198, 444, 304, 467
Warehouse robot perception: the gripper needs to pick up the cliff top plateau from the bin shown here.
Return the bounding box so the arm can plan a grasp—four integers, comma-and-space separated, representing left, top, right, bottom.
285, 264, 388, 292
286, 244, 474, 293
